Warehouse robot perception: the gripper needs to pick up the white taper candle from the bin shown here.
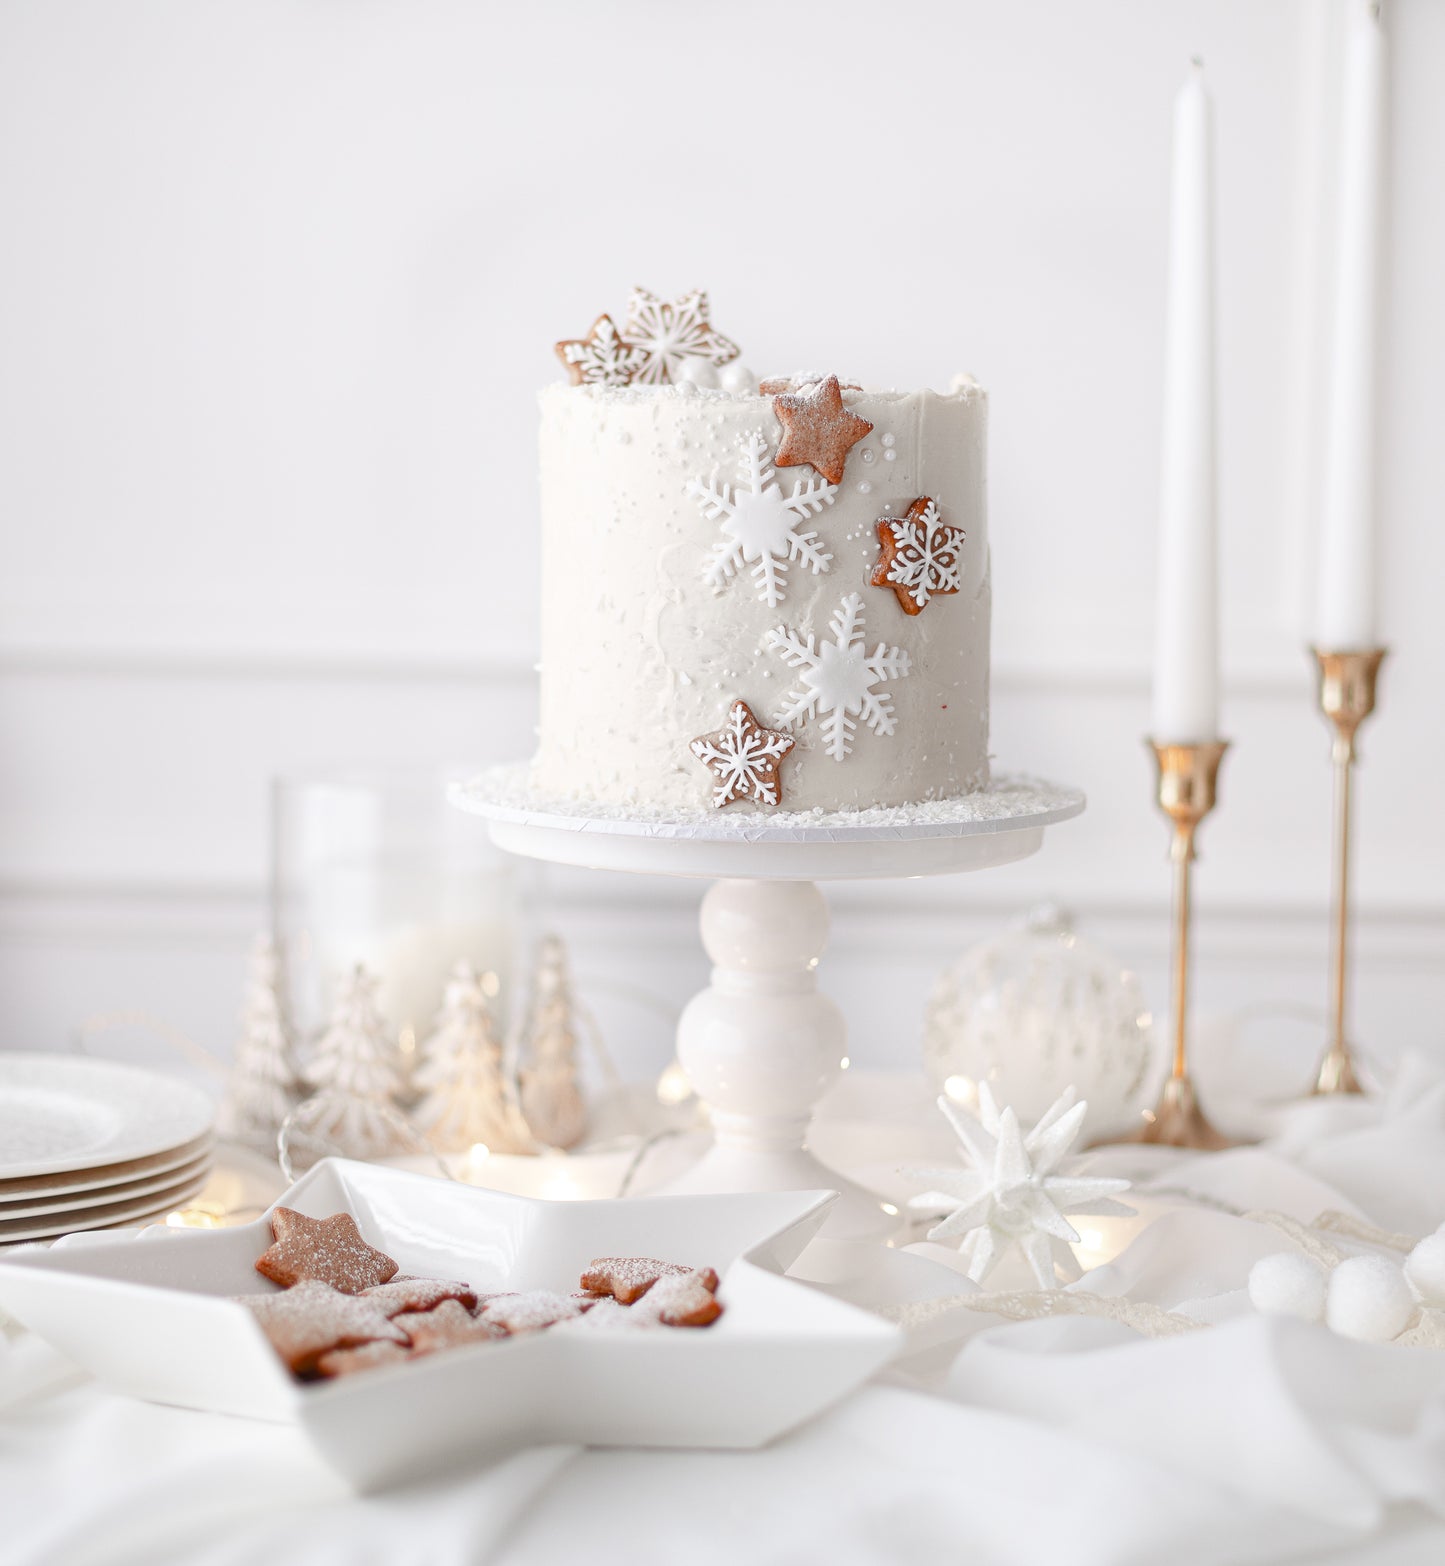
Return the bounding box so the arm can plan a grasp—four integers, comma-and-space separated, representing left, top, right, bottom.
1151, 61, 1220, 743
1316, 1, 1387, 649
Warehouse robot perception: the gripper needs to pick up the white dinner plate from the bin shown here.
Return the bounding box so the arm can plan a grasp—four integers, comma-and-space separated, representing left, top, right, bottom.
0, 1168, 211, 1245
0, 1054, 215, 1180
0, 1159, 902, 1491
0, 1133, 215, 1200
0, 1152, 214, 1221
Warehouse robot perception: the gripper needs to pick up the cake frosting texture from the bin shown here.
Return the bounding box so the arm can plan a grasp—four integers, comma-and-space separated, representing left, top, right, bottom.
533, 378, 990, 813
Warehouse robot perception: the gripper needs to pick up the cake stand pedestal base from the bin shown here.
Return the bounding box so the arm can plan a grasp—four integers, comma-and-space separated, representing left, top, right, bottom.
453, 768, 1084, 1275
666, 879, 895, 1250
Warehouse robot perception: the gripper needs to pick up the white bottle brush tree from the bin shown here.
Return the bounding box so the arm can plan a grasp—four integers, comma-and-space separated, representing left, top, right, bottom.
295, 963, 407, 1160
517, 934, 587, 1151
412, 961, 530, 1155
216, 934, 300, 1149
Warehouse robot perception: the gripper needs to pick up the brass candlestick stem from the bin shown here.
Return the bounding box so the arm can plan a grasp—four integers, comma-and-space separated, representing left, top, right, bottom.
1125, 739, 1235, 1149
1309, 647, 1387, 1096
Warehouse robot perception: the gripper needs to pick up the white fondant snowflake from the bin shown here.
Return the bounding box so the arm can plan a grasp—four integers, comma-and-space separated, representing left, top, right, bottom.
688, 431, 836, 608
622, 288, 740, 385
767, 592, 911, 761
901, 1086, 1134, 1289
882, 500, 966, 610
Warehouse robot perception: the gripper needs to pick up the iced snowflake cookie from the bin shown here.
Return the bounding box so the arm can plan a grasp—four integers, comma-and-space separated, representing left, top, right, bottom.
870, 497, 966, 616
689, 700, 795, 809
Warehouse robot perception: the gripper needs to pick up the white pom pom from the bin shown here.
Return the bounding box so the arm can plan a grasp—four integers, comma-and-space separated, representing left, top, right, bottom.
1248, 1252, 1327, 1323
1404, 1233, 1445, 1306
1325, 1254, 1416, 1343
672, 359, 719, 390
718, 362, 757, 396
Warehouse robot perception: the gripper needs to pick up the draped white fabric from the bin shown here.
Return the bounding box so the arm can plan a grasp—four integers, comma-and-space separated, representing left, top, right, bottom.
4, 1061, 1445, 1566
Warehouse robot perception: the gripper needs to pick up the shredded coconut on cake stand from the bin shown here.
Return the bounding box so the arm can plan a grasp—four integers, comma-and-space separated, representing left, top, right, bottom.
452, 763, 1080, 839
452, 762, 1084, 1279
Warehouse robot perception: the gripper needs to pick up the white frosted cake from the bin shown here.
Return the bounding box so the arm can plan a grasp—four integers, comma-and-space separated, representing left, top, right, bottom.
533, 290, 991, 816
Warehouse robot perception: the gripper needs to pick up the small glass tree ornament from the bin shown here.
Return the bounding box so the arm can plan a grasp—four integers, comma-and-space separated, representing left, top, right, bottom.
922, 906, 1158, 1143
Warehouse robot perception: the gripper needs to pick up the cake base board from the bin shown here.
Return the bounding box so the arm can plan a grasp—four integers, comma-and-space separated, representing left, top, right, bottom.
450, 765, 1084, 882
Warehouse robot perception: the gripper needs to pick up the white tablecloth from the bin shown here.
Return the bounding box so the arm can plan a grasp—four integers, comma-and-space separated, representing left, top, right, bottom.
5, 1058, 1445, 1566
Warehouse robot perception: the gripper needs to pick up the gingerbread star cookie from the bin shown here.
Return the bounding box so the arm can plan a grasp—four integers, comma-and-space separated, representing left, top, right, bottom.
479, 1290, 586, 1335
361, 1275, 479, 1318
402, 1299, 505, 1355
555, 313, 648, 387
869, 497, 966, 616
254, 1207, 398, 1293
239, 1280, 409, 1374
690, 700, 795, 810
772, 374, 873, 484
631, 1271, 724, 1328
579, 1257, 719, 1305
758, 374, 862, 396
315, 1338, 414, 1379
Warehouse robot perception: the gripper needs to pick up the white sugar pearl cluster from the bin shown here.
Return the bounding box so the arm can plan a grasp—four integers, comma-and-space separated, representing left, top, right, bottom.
675, 359, 758, 396
1248, 1220, 1445, 1345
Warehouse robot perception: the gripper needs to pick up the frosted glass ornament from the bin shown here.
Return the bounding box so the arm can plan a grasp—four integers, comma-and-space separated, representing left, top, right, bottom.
922, 905, 1158, 1141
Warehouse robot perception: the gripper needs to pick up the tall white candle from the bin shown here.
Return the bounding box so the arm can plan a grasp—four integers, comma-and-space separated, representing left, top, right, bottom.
1316, 1, 1387, 649
1151, 61, 1220, 743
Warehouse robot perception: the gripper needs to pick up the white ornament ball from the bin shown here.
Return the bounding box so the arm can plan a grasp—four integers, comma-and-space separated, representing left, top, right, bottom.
1404, 1232, 1445, 1307
1325, 1254, 1416, 1343
717, 361, 757, 396
922, 905, 1158, 1141
1248, 1252, 1328, 1323
672, 359, 719, 390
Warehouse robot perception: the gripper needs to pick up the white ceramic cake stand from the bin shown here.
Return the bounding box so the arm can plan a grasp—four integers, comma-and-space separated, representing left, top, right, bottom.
451, 768, 1084, 1259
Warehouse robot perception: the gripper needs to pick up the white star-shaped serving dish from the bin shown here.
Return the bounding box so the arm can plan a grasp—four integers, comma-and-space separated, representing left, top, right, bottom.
0, 1159, 900, 1492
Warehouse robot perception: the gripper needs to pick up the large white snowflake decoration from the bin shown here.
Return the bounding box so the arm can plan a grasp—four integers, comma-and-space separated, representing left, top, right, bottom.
901, 1085, 1134, 1288
766, 591, 911, 761
622, 287, 740, 384
872, 497, 966, 615
688, 431, 836, 607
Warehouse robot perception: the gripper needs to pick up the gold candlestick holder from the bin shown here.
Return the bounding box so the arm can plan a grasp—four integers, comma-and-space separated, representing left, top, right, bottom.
1308, 647, 1387, 1096
1123, 739, 1235, 1149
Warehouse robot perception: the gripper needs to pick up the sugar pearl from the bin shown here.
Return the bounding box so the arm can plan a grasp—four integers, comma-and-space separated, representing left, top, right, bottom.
1404, 1233, 1445, 1306
1248, 1252, 1327, 1323
1326, 1254, 1415, 1343
718, 362, 757, 396
673, 359, 718, 390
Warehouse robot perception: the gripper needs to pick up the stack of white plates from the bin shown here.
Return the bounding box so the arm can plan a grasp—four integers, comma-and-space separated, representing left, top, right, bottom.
0, 1053, 215, 1244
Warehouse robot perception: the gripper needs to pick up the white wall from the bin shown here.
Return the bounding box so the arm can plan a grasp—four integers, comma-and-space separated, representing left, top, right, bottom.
1, 0, 1441, 1094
